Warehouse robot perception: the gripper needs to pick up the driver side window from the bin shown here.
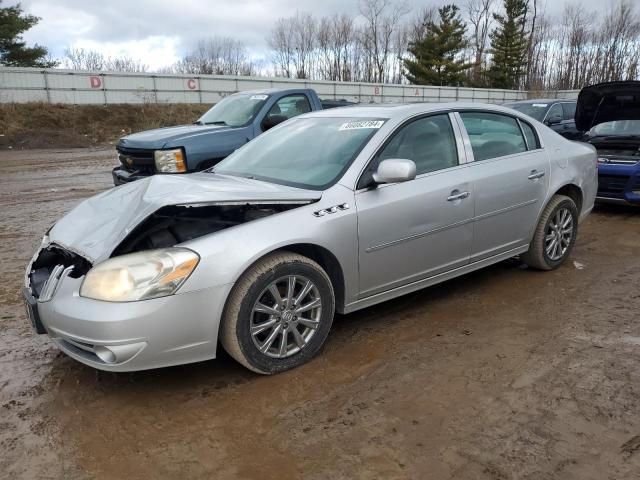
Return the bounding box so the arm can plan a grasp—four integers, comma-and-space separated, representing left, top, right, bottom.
358, 114, 458, 189
378, 114, 458, 175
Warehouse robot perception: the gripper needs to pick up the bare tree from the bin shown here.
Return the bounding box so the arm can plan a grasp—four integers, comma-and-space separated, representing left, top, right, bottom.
465, 0, 494, 84
173, 37, 254, 76
63, 47, 148, 72
63, 47, 105, 70
268, 17, 296, 77
358, 0, 409, 83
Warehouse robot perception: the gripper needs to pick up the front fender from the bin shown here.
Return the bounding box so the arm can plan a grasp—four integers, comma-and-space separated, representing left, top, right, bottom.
178, 185, 359, 306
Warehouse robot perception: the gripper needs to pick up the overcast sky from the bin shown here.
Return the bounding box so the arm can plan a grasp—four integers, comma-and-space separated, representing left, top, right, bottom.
14, 0, 607, 71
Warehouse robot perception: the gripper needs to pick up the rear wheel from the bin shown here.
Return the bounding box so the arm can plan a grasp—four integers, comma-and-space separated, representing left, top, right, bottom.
521, 194, 578, 270
220, 252, 335, 374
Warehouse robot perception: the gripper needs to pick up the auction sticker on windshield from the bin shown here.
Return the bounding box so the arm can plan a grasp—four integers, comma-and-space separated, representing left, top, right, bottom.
532, 104, 548, 107
339, 120, 385, 131
250, 95, 269, 100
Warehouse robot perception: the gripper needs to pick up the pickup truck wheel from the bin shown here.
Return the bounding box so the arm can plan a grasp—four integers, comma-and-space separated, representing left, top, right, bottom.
220, 252, 335, 374
521, 194, 578, 271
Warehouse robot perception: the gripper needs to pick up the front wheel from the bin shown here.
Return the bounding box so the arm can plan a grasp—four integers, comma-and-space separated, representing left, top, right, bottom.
521, 194, 579, 270
220, 252, 335, 374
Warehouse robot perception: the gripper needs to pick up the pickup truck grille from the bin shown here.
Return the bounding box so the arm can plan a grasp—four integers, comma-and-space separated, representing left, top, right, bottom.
598, 174, 630, 194
116, 146, 156, 175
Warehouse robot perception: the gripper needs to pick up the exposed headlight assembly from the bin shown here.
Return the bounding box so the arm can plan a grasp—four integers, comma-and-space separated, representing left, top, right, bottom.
154, 148, 186, 173
80, 248, 199, 302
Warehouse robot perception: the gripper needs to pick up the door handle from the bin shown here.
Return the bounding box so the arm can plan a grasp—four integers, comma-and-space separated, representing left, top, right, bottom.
447, 191, 470, 202
528, 170, 545, 180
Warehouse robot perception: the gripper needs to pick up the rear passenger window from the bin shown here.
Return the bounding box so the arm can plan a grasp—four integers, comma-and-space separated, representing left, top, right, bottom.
459, 112, 527, 161
519, 120, 540, 150
377, 114, 458, 175
562, 102, 576, 120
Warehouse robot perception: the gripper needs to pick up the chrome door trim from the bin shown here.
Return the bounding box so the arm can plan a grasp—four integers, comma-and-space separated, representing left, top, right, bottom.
365, 217, 474, 253
451, 112, 475, 163
344, 244, 530, 314
473, 198, 538, 221
448, 112, 470, 164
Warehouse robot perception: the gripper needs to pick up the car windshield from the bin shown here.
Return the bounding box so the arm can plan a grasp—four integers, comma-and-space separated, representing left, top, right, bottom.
196, 93, 270, 127
503, 102, 549, 121
213, 117, 385, 190
589, 120, 640, 136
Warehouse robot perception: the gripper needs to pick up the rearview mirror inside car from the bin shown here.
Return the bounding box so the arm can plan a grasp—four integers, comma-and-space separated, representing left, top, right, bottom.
262, 114, 288, 130
373, 159, 416, 184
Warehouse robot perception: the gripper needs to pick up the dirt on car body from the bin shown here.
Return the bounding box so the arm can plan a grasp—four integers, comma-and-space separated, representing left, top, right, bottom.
1, 147, 639, 479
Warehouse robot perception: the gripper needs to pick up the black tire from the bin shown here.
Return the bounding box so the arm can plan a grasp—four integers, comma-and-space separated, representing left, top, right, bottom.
521, 194, 579, 271
220, 251, 335, 374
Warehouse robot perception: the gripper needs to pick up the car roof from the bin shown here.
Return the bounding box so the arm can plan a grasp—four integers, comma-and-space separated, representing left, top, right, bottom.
299, 102, 524, 120
232, 87, 311, 96
506, 98, 575, 105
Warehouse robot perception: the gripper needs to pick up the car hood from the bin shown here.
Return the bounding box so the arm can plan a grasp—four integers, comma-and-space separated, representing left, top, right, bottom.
575, 81, 640, 131
118, 124, 235, 150
48, 173, 321, 264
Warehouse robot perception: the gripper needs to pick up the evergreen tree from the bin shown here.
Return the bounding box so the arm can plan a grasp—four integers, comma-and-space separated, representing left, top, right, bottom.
0, 1, 56, 67
485, 0, 529, 89
404, 5, 473, 86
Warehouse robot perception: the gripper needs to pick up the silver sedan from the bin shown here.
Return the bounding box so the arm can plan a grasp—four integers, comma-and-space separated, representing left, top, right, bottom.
23, 103, 598, 374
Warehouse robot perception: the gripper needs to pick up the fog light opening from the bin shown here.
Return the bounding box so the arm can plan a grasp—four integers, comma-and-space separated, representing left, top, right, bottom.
94, 346, 117, 364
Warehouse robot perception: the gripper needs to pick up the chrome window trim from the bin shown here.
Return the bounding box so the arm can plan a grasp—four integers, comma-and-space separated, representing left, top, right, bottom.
451, 112, 475, 163
448, 112, 470, 164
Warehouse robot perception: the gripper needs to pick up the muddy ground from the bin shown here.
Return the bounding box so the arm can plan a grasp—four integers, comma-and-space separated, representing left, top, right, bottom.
1, 147, 639, 479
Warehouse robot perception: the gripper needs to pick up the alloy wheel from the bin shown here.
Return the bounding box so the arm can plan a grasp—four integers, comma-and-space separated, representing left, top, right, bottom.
250, 275, 322, 358
545, 207, 574, 261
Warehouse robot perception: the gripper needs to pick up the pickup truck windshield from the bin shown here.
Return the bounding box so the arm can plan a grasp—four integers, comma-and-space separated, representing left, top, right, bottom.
197, 93, 270, 127
213, 117, 386, 190
503, 102, 548, 121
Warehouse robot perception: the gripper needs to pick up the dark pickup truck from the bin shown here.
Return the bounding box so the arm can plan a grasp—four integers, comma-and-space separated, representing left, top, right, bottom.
113, 88, 354, 185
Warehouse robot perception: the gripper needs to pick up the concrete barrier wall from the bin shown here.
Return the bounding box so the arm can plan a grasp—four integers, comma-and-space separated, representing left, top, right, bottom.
0, 67, 580, 105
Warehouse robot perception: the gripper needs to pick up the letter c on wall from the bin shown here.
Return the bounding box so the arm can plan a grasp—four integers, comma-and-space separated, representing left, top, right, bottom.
187, 79, 197, 90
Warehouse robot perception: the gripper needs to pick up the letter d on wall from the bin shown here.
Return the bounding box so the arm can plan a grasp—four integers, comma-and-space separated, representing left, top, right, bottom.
90, 76, 102, 88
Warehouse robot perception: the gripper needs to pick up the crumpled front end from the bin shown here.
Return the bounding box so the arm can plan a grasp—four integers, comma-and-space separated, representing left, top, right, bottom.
24, 173, 321, 371
23, 235, 232, 371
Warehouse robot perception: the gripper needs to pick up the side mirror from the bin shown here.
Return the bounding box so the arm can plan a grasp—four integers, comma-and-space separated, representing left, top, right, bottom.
545, 114, 562, 126
262, 114, 288, 130
373, 159, 416, 184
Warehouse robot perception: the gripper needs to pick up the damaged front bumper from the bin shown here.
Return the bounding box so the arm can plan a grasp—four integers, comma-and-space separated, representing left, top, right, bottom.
24, 243, 232, 372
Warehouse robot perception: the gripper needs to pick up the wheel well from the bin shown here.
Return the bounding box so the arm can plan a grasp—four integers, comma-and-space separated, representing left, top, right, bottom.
277, 244, 346, 313
555, 184, 583, 212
